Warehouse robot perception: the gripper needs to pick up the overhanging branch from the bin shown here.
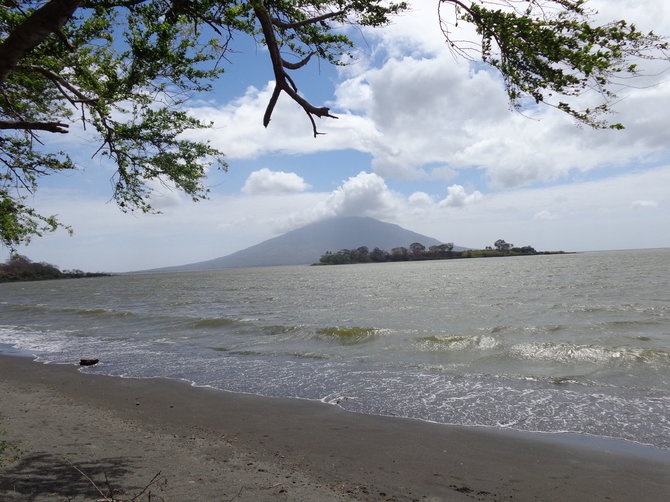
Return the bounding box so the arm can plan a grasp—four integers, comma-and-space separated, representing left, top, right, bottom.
271, 10, 345, 30
19, 65, 98, 104
254, 3, 337, 137
0, 0, 82, 83
0, 120, 69, 133
282, 53, 314, 70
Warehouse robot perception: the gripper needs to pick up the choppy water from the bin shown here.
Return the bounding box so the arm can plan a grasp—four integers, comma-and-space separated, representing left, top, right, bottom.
1, 249, 669, 449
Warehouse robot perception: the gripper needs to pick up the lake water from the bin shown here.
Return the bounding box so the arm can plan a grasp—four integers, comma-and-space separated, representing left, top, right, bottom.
1, 249, 669, 450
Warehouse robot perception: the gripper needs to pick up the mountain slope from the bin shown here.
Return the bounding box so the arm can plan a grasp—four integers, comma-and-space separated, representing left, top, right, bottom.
149, 216, 458, 271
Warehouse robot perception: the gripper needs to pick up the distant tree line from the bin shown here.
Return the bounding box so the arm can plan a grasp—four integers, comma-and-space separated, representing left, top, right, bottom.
317, 239, 560, 265
0, 255, 111, 282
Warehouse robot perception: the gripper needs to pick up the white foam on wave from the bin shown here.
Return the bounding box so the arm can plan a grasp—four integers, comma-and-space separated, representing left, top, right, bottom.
508, 341, 670, 366
417, 334, 500, 351
0, 325, 75, 356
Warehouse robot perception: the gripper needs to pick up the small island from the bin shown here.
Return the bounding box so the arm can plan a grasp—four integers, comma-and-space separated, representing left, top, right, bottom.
317, 239, 567, 265
0, 254, 111, 282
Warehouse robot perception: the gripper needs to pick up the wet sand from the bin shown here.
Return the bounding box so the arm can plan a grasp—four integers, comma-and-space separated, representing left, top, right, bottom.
1, 355, 669, 501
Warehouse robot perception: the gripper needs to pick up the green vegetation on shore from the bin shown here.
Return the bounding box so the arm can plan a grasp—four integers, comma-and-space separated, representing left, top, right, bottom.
0, 255, 111, 282
317, 239, 566, 265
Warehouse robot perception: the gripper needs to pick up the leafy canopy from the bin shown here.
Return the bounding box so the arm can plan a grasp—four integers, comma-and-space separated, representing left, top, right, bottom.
440, 1, 668, 127
0, 0, 667, 249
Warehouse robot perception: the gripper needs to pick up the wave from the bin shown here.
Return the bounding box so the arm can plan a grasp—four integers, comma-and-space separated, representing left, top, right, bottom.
485, 324, 565, 335
315, 327, 380, 344
563, 303, 670, 317
508, 342, 670, 366
261, 325, 301, 335
228, 349, 265, 356
416, 335, 499, 351
524, 375, 585, 386
0, 325, 88, 355
3, 303, 135, 318
207, 345, 329, 360
187, 317, 240, 329
292, 352, 330, 360
413, 332, 670, 369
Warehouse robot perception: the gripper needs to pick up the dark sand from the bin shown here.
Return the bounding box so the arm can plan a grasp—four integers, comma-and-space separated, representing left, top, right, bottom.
1, 355, 669, 501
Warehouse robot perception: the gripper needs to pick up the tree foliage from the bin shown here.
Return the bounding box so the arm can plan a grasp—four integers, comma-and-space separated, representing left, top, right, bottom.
0, 253, 109, 281
318, 239, 551, 264
1, 0, 668, 249
409, 241, 426, 256
0, 0, 406, 249
439, 1, 668, 127
494, 238, 512, 252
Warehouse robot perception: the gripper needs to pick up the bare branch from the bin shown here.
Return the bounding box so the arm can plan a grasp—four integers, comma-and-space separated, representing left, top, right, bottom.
86, 0, 147, 8
284, 72, 298, 93
282, 53, 314, 70
0, 120, 69, 133
262, 86, 282, 128
129, 470, 164, 501
271, 10, 345, 30
283, 84, 336, 122
254, 3, 337, 137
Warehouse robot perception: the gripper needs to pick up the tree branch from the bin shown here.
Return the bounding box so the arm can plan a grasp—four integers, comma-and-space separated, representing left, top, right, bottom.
84, 0, 147, 8
262, 86, 282, 128
19, 65, 97, 104
0, 120, 69, 133
0, 0, 82, 83
254, 2, 337, 137
271, 10, 346, 30
282, 53, 314, 70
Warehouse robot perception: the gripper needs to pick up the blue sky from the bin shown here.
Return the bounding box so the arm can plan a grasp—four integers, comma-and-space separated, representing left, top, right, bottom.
3, 0, 670, 272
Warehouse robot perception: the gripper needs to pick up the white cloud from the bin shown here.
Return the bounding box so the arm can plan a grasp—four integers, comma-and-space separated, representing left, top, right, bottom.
398, 165, 670, 251
333, 54, 514, 180
242, 168, 310, 194
6, 165, 670, 272
590, 0, 670, 35
184, 83, 382, 160
312, 171, 402, 220
438, 184, 483, 208
331, 51, 670, 188
533, 210, 557, 221
142, 178, 190, 209
631, 200, 659, 210
178, 0, 670, 190
408, 191, 434, 206
7, 188, 327, 272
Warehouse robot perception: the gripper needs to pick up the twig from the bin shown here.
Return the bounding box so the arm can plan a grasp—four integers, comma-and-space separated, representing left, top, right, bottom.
225, 485, 244, 502
66, 460, 108, 501
67, 459, 165, 502
130, 471, 164, 501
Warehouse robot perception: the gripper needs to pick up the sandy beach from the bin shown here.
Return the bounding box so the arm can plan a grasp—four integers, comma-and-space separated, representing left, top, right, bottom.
1, 355, 669, 501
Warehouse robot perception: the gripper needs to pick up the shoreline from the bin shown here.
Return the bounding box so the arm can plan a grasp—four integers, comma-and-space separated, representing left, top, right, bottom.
11, 345, 670, 460
1, 355, 670, 501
